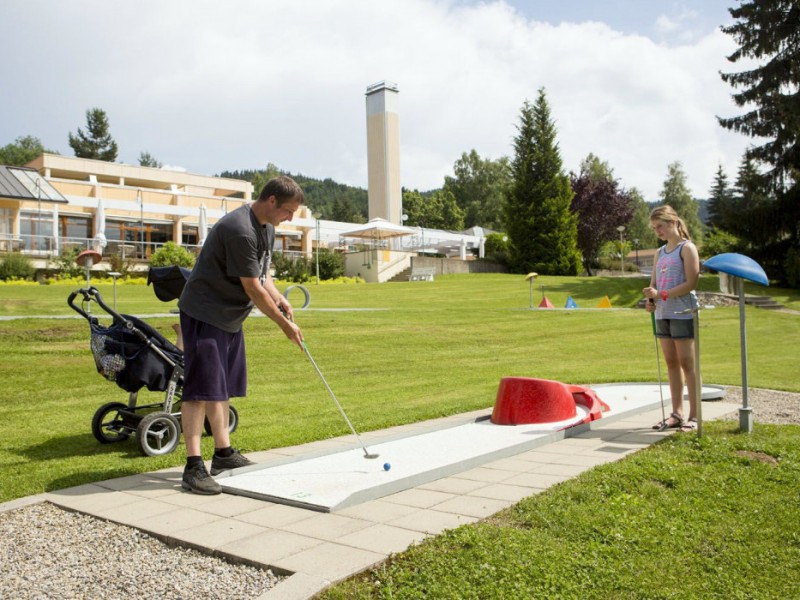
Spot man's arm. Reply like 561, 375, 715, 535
240, 276, 303, 348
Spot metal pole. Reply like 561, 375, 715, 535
315, 216, 320, 284
694, 302, 702, 438
138, 189, 144, 259
529, 278, 533, 309
737, 277, 753, 433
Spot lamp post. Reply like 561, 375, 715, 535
313, 212, 321, 284
616, 225, 625, 277
108, 271, 121, 310
138, 189, 144, 259
633, 238, 640, 267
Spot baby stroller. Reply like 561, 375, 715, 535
68, 266, 238, 456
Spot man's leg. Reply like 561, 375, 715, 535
180, 400, 221, 495
206, 400, 231, 449
181, 400, 207, 457
208, 400, 254, 475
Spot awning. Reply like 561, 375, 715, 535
340, 217, 415, 240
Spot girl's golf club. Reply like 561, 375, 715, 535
650, 302, 668, 431
301, 340, 379, 459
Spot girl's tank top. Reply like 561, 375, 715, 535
655, 240, 697, 320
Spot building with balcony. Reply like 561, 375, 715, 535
0, 153, 314, 268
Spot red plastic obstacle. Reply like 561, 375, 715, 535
538, 296, 554, 308
491, 377, 609, 426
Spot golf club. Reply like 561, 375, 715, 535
649, 300, 669, 431
300, 340, 379, 459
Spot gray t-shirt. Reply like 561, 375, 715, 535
179, 204, 274, 333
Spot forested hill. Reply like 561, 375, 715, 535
218, 166, 368, 223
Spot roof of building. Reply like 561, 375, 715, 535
0, 165, 67, 203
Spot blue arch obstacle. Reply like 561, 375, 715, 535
703, 253, 769, 287
703, 253, 769, 433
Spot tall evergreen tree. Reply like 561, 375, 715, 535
504, 89, 581, 275
138, 151, 162, 168
706, 163, 736, 231
732, 156, 777, 253
68, 108, 118, 161
719, 0, 800, 188
658, 162, 704, 245
718, 1, 799, 283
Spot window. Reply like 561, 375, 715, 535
19, 210, 54, 252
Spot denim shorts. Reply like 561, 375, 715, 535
655, 318, 695, 340
179, 312, 247, 401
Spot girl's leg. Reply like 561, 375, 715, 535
659, 338, 685, 419
674, 338, 698, 420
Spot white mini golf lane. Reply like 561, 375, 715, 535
217, 383, 724, 512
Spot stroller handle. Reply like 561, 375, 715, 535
68, 287, 148, 341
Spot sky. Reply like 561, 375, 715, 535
0, 0, 752, 201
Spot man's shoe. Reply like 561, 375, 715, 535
182, 463, 222, 495
210, 449, 255, 475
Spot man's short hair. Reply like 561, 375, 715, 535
258, 175, 305, 206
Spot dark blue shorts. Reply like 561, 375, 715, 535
655, 318, 695, 340
179, 312, 247, 401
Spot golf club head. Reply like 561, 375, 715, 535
364, 453, 379, 459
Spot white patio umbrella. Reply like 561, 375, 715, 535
198, 204, 208, 246
93, 197, 107, 251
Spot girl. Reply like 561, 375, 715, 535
643, 205, 700, 432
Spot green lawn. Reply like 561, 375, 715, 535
1, 273, 799, 597
0, 273, 798, 503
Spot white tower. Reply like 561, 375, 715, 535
365, 81, 401, 223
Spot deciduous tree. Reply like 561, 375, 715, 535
0, 135, 56, 166
658, 162, 704, 245
443, 150, 512, 229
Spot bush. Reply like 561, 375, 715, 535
314, 247, 345, 280
107, 250, 135, 277
49, 247, 85, 279
149, 242, 195, 268
0, 252, 35, 281
271, 252, 310, 283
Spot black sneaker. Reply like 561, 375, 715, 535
210, 449, 255, 475
182, 462, 222, 495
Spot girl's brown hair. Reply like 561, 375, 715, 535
650, 204, 691, 241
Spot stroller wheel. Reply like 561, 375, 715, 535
136, 412, 181, 456
203, 405, 239, 436
92, 402, 132, 444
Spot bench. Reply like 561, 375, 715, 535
410, 267, 435, 281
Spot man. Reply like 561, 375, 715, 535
178, 176, 305, 494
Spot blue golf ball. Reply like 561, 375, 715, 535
383, 462, 391, 471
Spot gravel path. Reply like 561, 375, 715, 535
0, 503, 281, 599
1, 386, 797, 600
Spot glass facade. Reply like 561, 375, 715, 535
19, 210, 55, 251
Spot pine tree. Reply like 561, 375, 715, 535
138, 151, 162, 168
719, 0, 800, 188
707, 163, 736, 232
658, 162, 704, 245
718, 1, 799, 283
68, 108, 118, 161
504, 89, 581, 275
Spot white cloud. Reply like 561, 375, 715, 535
0, 0, 750, 201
